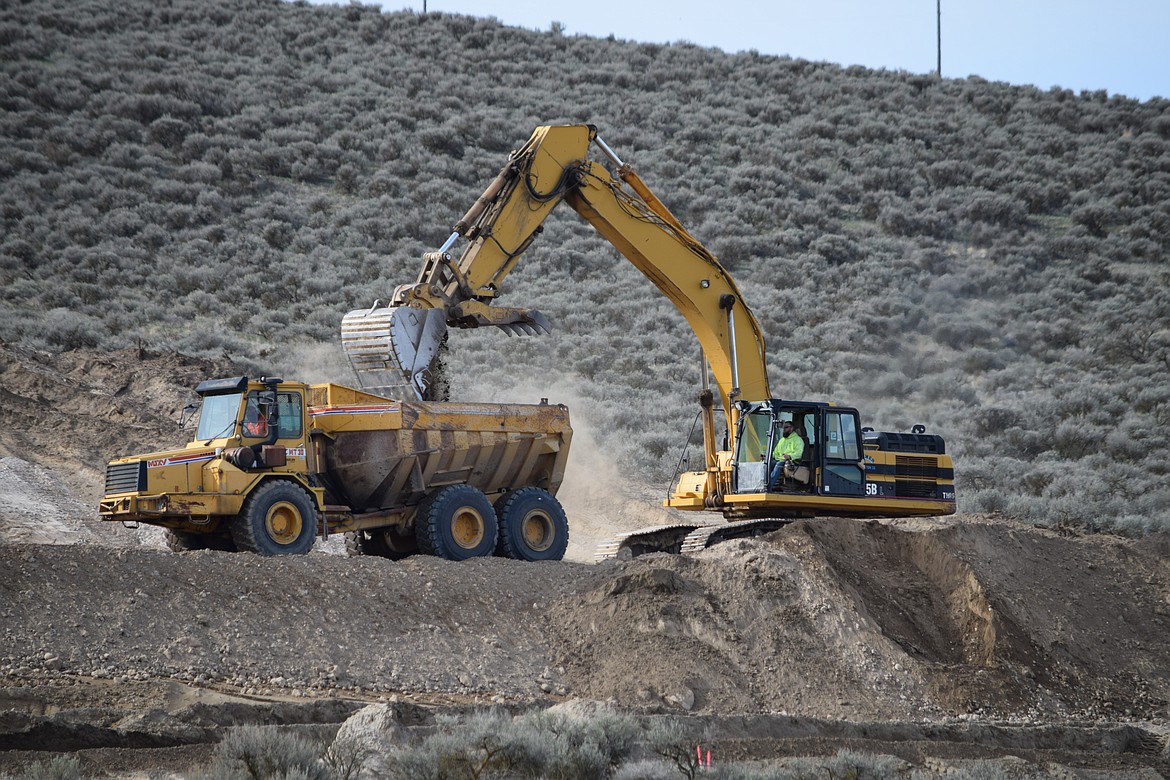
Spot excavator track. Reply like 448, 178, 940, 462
678, 518, 794, 554
593, 523, 704, 562
595, 518, 795, 561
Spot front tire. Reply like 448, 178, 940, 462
231, 481, 317, 556
494, 487, 568, 561
414, 485, 497, 561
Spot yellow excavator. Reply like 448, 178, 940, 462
342, 124, 956, 558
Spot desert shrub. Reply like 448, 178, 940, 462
1070, 201, 1116, 237
375, 708, 638, 780
914, 759, 1012, 779
959, 192, 1028, 228
626, 740, 904, 779
645, 719, 706, 780
795, 750, 903, 779
196, 725, 330, 780
28, 308, 107, 350
17, 756, 83, 780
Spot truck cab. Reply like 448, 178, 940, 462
99, 376, 321, 554
190, 376, 310, 473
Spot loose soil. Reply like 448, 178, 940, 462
0, 344, 1167, 777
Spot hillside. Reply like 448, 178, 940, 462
2, 0, 1169, 531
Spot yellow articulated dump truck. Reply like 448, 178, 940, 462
99, 376, 571, 559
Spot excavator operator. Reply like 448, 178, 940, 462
770, 420, 805, 488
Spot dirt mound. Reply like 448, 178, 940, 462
2, 517, 1168, 723
546, 519, 1170, 721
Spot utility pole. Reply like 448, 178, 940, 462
936, 0, 942, 77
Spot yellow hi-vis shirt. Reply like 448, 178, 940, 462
773, 431, 805, 462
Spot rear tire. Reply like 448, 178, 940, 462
231, 481, 317, 556
346, 526, 418, 559
494, 487, 569, 561
414, 485, 497, 561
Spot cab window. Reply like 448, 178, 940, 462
275, 392, 302, 438
824, 411, 860, 461
242, 391, 302, 439
735, 410, 771, 463
196, 392, 243, 441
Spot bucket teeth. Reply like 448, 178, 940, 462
499, 314, 550, 338
528, 311, 552, 334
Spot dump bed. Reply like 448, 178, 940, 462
306, 384, 571, 513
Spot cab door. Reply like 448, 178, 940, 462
820, 410, 864, 496
272, 390, 306, 470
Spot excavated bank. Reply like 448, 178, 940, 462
544, 519, 1170, 722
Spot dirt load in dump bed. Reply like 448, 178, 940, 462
0, 343, 1168, 777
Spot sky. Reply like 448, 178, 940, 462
302, 1, 1168, 102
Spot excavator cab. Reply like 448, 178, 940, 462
732, 401, 866, 497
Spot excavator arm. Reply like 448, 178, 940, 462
344, 124, 770, 424
564, 144, 771, 412
392, 125, 591, 332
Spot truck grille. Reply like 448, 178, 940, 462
105, 461, 146, 494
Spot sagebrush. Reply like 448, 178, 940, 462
3, 0, 1169, 531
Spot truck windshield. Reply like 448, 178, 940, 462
196, 392, 243, 441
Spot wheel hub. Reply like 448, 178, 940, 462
266, 501, 303, 545
522, 510, 554, 552
451, 507, 485, 549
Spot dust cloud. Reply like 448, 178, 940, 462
268, 341, 355, 387
495, 372, 686, 562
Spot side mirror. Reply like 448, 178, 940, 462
179, 402, 199, 430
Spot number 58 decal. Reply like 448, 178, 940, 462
865, 482, 880, 496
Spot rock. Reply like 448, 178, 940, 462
545, 698, 619, 720
664, 687, 695, 711
329, 703, 414, 780
114, 709, 208, 743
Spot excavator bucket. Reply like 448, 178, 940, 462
343, 301, 553, 401
341, 304, 447, 401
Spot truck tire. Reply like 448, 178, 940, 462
345, 526, 418, 559
231, 481, 317, 556
414, 485, 497, 561
493, 487, 569, 561
164, 529, 237, 553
